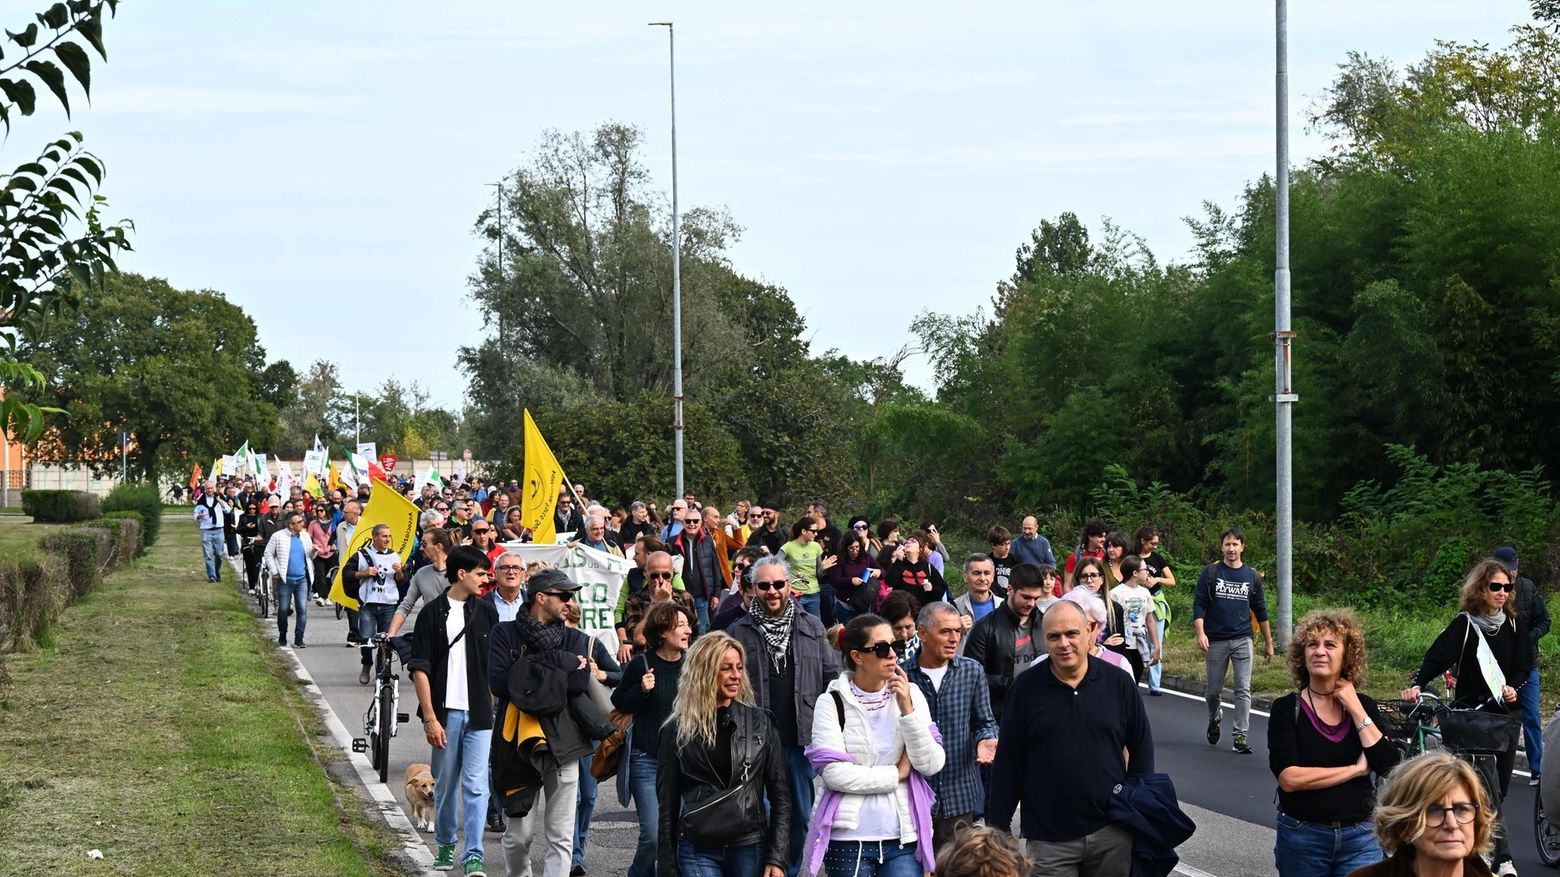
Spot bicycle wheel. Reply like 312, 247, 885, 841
257, 581, 269, 619
375, 680, 395, 785
1538, 790, 1560, 866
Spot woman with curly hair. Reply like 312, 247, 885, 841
1347, 751, 1496, 877
655, 632, 790, 877
1269, 608, 1401, 877
933, 825, 1030, 877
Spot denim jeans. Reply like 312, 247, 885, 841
798, 593, 821, 619
358, 602, 397, 667
1274, 813, 1382, 877
432, 708, 493, 866
573, 754, 598, 869
1521, 666, 1543, 775
628, 748, 659, 877
693, 598, 711, 635
821, 839, 920, 877
783, 744, 815, 877
678, 841, 765, 877
1148, 616, 1167, 692
820, 582, 836, 627
1206, 636, 1254, 736
277, 577, 309, 644
200, 528, 226, 581
834, 601, 858, 626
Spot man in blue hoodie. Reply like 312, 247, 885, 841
1192, 528, 1274, 755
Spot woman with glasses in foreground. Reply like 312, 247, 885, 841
805, 613, 944, 877
1347, 750, 1495, 877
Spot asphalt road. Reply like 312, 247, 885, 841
238, 568, 1554, 877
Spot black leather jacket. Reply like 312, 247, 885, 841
656, 702, 790, 876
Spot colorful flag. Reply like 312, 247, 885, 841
329, 478, 418, 611
520, 409, 567, 545
303, 472, 324, 499
188, 463, 202, 489
313, 434, 325, 454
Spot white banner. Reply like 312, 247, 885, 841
356, 442, 377, 462
303, 450, 325, 475
499, 542, 630, 652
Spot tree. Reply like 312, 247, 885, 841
19, 273, 288, 478
274, 359, 346, 458
0, 1, 132, 442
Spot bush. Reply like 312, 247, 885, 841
0, 552, 71, 664
95, 513, 144, 568
20, 490, 100, 523
101, 482, 163, 550
40, 530, 106, 596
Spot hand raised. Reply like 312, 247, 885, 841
642, 666, 657, 691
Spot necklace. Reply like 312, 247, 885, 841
850, 680, 892, 713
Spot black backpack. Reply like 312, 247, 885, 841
506, 644, 570, 719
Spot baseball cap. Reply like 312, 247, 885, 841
1493, 546, 1518, 572
526, 568, 583, 601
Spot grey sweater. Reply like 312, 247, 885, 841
397, 564, 448, 618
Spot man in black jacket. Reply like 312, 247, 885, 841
552, 489, 586, 538
408, 545, 500, 874
1496, 546, 1552, 785
964, 562, 1048, 723
488, 568, 592, 877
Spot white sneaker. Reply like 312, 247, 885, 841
1497, 860, 1518, 876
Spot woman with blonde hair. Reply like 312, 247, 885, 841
1269, 608, 1400, 877
1346, 751, 1495, 877
655, 632, 790, 877
1400, 559, 1529, 876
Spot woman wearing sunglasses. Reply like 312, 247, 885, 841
1400, 558, 1529, 876
805, 614, 944, 877
238, 502, 265, 591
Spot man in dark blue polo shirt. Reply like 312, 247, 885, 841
988, 599, 1154, 877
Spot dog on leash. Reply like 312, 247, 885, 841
404, 763, 436, 830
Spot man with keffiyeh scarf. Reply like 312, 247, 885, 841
729, 554, 841, 877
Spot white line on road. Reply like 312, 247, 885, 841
275, 643, 438, 874
1174, 863, 1220, 877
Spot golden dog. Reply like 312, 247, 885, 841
404, 762, 435, 830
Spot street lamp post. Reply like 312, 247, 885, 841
650, 20, 684, 498
487, 181, 505, 370
1273, 0, 1296, 645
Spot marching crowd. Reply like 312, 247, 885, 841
188, 474, 1552, 877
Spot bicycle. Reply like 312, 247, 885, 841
252, 557, 273, 619
1536, 706, 1560, 866
352, 633, 409, 785
1378, 691, 1444, 757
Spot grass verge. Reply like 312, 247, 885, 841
0, 516, 66, 563
0, 518, 405, 876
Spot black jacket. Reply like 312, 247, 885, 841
1515, 575, 1552, 665
553, 507, 586, 537
749, 525, 785, 557
488, 619, 595, 764
964, 599, 1038, 721
1414, 612, 1532, 710
656, 703, 791, 875
407, 594, 499, 729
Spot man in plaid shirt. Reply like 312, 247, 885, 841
902, 600, 1000, 850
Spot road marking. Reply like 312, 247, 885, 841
1141, 683, 1534, 778
275, 631, 437, 872
1174, 863, 1219, 877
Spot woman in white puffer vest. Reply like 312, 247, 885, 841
802, 613, 945, 877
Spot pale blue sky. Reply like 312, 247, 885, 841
11, 0, 1532, 405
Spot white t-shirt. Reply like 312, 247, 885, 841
445, 597, 469, 712
357, 548, 401, 605
834, 682, 901, 841
920, 662, 949, 693
1109, 583, 1156, 650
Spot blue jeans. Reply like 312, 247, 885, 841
798, 593, 821, 618
821, 839, 920, 877
628, 748, 659, 877
574, 755, 598, 868
277, 577, 309, 643
1273, 813, 1382, 877
678, 841, 764, 877
693, 597, 711, 635
1521, 666, 1543, 775
432, 708, 492, 866
834, 600, 858, 626
820, 582, 836, 626
784, 744, 815, 877
1148, 616, 1167, 691
358, 602, 397, 667
200, 528, 225, 580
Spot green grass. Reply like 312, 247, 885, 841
0, 516, 66, 563
0, 518, 403, 877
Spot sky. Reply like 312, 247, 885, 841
10, 0, 1533, 405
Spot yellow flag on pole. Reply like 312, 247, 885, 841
304, 472, 324, 499
329, 478, 419, 611
521, 409, 566, 545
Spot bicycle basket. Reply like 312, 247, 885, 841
1373, 702, 1418, 741
1439, 709, 1520, 753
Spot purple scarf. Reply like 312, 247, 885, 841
802, 723, 942, 876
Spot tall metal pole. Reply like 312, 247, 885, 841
650, 21, 684, 497
488, 181, 505, 369
1273, 0, 1296, 645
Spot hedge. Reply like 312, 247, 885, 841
41, 530, 106, 597
96, 513, 144, 568
20, 489, 100, 523
101, 482, 163, 551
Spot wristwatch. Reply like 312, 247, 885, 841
1356, 716, 1373, 732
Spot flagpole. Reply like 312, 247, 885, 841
650, 21, 684, 498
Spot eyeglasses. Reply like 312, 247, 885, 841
647, 571, 674, 581
857, 640, 908, 660
1424, 803, 1479, 827
496, 566, 524, 574
734, 563, 751, 573
754, 579, 788, 592
539, 590, 576, 602
1489, 581, 1513, 592
1079, 573, 1104, 581
749, 514, 764, 520
852, 523, 868, 530
684, 518, 700, 525
472, 528, 491, 534
806, 528, 822, 534
435, 506, 450, 512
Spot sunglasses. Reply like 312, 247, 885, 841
472, 528, 491, 534
684, 518, 700, 525
1490, 581, 1514, 592
754, 579, 788, 592
852, 523, 869, 530
539, 590, 575, 602
806, 528, 822, 534
857, 640, 908, 660
647, 571, 674, 581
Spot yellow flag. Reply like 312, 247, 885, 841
329, 478, 419, 611
304, 472, 324, 499
521, 409, 566, 545
327, 462, 344, 492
